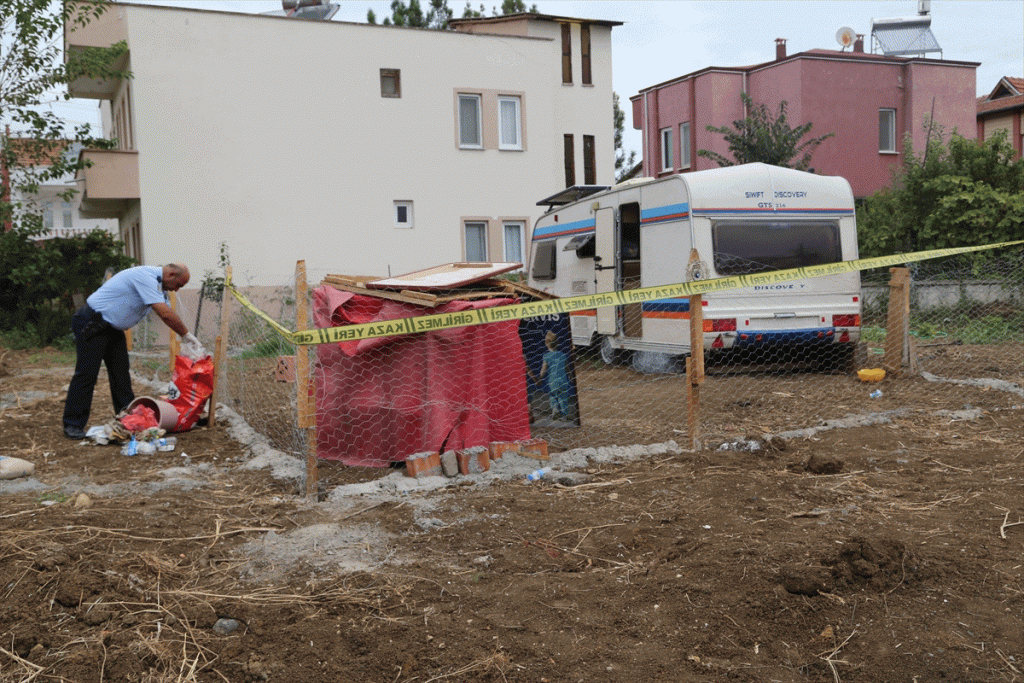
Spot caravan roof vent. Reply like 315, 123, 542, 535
536, 185, 610, 209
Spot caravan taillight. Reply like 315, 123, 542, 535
704, 318, 737, 332
832, 314, 861, 327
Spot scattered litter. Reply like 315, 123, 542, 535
526, 466, 552, 482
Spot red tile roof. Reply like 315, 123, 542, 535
978, 76, 1024, 115
3, 138, 70, 168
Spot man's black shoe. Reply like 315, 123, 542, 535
64, 426, 87, 440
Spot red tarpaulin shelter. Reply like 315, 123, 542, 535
312, 285, 532, 466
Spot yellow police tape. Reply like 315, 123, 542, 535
225, 240, 1024, 346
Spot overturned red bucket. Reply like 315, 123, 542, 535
125, 396, 180, 432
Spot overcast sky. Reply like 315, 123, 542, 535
51, 0, 1023, 156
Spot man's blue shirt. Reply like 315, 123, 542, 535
86, 266, 167, 330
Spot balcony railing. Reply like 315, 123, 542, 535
27, 226, 116, 241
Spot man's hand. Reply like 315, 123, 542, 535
182, 332, 208, 359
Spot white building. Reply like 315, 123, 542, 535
3, 139, 118, 240
65, 1, 620, 286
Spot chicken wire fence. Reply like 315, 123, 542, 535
128, 252, 1023, 486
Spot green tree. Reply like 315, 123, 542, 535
1, 1, 126, 230
0, 227, 135, 347
366, 0, 426, 26
1, 0, 132, 347
697, 92, 833, 171
369, 0, 534, 27
460, 0, 536, 19
614, 92, 637, 182
425, 0, 454, 29
857, 127, 1024, 258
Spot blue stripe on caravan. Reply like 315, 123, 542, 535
641, 298, 692, 313
641, 203, 690, 225
532, 218, 595, 241
696, 207, 853, 215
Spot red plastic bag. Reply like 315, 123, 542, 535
121, 404, 158, 432
168, 355, 214, 432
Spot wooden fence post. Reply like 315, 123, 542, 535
884, 267, 912, 375
208, 266, 232, 427
168, 290, 180, 370
295, 261, 318, 501
685, 249, 705, 451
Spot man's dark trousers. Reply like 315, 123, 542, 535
62, 306, 135, 431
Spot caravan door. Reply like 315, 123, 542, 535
594, 207, 617, 335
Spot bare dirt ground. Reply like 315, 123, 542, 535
1, 346, 1022, 683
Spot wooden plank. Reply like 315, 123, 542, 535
430, 291, 519, 305
365, 262, 520, 291
321, 276, 442, 307
476, 277, 560, 301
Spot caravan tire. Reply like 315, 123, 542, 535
599, 336, 631, 366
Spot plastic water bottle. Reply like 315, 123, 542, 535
157, 437, 177, 452
870, 389, 883, 398
526, 467, 552, 482
121, 437, 138, 457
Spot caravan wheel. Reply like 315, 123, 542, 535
599, 336, 631, 366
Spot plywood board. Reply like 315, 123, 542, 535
365, 262, 521, 291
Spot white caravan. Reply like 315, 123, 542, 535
527, 163, 861, 366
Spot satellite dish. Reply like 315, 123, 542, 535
836, 26, 856, 49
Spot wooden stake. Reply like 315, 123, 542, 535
884, 267, 910, 375
168, 290, 180, 371
687, 249, 705, 384
685, 355, 700, 451
295, 261, 318, 501
208, 266, 232, 427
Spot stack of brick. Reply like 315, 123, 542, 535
404, 438, 548, 479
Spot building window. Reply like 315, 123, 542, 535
581, 24, 592, 85
879, 109, 896, 153
561, 23, 572, 84
464, 221, 487, 261
498, 96, 522, 150
62, 201, 73, 228
394, 201, 413, 228
583, 135, 596, 185
43, 208, 53, 230
380, 69, 400, 98
680, 122, 691, 169
563, 134, 575, 187
660, 127, 673, 171
503, 221, 525, 266
459, 94, 482, 148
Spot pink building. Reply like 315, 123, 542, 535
630, 38, 978, 199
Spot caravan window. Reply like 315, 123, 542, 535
712, 220, 841, 275
532, 241, 557, 280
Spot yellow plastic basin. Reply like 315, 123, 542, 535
857, 368, 886, 383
